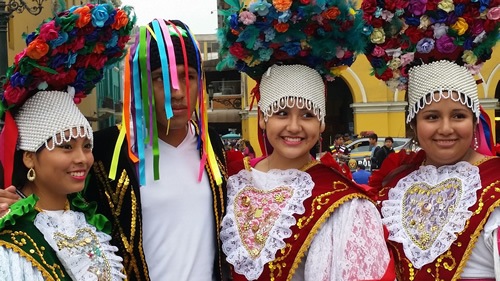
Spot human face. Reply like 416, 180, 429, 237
335, 137, 344, 146
369, 138, 377, 146
151, 65, 199, 132
25, 128, 93, 199
384, 140, 393, 149
415, 92, 476, 167
259, 105, 324, 168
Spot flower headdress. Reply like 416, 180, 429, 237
361, 0, 500, 90
217, 0, 367, 82
0, 3, 136, 188
2, 3, 136, 108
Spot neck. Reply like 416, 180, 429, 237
157, 123, 190, 147
22, 183, 69, 211
262, 153, 313, 172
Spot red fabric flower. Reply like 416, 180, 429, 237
229, 43, 248, 59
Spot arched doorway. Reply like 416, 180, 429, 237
322, 78, 354, 150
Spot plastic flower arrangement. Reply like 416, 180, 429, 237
1, 3, 136, 108
361, 0, 500, 90
217, 0, 367, 81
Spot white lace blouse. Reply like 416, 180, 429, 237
0, 210, 125, 281
221, 167, 390, 281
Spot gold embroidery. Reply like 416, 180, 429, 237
0, 230, 66, 281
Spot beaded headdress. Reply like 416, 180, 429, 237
0, 3, 136, 187
406, 60, 480, 124
113, 19, 222, 186
15, 87, 93, 152
258, 64, 326, 123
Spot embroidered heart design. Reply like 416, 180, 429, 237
53, 228, 111, 279
234, 186, 293, 258
402, 178, 462, 250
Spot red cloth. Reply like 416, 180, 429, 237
371, 151, 500, 280
0, 112, 18, 188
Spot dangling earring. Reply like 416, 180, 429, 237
474, 134, 478, 150
27, 168, 36, 182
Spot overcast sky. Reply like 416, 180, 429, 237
121, 0, 219, 34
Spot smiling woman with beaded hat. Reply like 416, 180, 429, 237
217, 0, 394, 280
0, 3, 135, 280
362, 0, 500, 279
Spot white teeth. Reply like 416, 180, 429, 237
284, 137, 301, 142
70, 172, 85, 177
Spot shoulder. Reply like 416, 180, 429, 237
0, 196, 37, 232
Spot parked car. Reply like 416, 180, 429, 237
344, 137, 414, 171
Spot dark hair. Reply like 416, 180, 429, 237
244, 140, 255, 154
368, 133, 378, 141
12, 150, 29, 189
385, 137, 394, 142
335, 134, 343, 140
357, 163, 365, 170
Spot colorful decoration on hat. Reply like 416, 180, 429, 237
107, 19, 223, 187
1, 3, 136, 109
361, 0, 500, 90
216, 0, 367, 81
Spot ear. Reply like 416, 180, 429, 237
320, 122, 325, 133
22, 151, 36, 169
258, 112, 266, 130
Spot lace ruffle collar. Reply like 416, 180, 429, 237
221, 168, 314, 280
381, 161, 482, 268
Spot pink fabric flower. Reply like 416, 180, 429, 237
239, 11, 257, 25
371, 45, 386, 57
487, 7, 500, 20
400, 52, 414, 66
38, 21, 60, 41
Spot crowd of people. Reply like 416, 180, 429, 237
0, 0, 498, 280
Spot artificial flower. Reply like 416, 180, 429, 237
273, 0, 292, 12
91, 5, 110, 27
239, 11, 257, 25
38, 21, 60, 41
462, 50, 478, 65
111, 9, 129, 30
432, 23, 448, 39
73, 6, 92, 28
451, 17, 468, 36
437, 0, 455, 13
26, 38, 50, 60
249, 0, 272, 16
416, 38, 435, 53
436, 34, 457, 53
370, 28, 386, 44
322, 7, 341, 19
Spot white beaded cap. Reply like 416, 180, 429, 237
258, 64, 325, 123
15, 87, 93, 152
407, 60, 479, 124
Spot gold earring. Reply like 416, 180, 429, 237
27, 168, 36, 182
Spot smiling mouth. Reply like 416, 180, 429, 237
69, 171, 86, 177
282, 137, 303, 144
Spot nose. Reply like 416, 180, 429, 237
73, 147, 92, 165
286, 115, 302, 133
170, 85, 185, 100
437, 117, 454, 135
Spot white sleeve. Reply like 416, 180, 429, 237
483, 208, 500, 280
302, 198, 391, 281
0, 247, 45, 281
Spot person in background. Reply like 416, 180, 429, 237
0, 3, 135, 280
343, 133, 353, 145
363, 0, 500, 278
373, 137, 394, 170
217, 0, 394, 280
352, 163, 371, 184
242, 140, 255, 159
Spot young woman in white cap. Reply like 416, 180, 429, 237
363, 0, 500, 279
217, 1, 394, 280
0, 3, 135, 280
